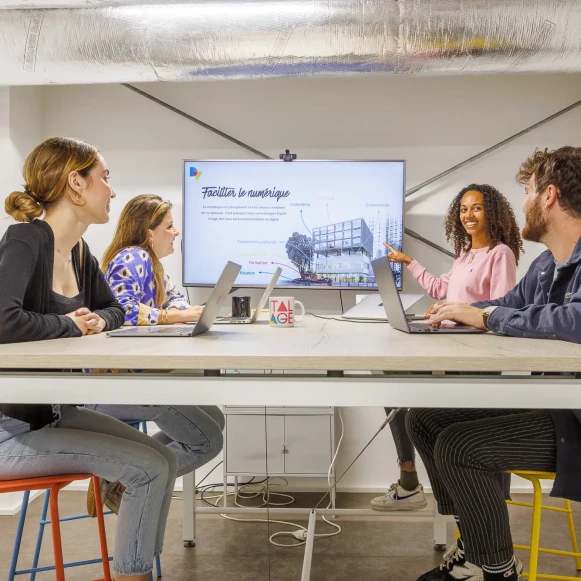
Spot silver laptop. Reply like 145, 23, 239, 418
214, 267, 282, 324
370, 258, 486, 334
107, 261, 242, 338
342, 292, 426, 322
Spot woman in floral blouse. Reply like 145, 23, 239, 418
103, 197, 203, 326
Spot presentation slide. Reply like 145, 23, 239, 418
183, 160, 405, 289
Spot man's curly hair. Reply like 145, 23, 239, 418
517, 146, 581, 217
444, 184, 523, 265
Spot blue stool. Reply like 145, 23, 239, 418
9, 420, 163, 580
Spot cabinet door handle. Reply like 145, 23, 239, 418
282, 442, 288, 454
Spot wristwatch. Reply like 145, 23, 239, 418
481, 306, 496, 330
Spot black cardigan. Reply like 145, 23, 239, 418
0, 219, 124, 343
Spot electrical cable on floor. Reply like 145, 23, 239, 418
172, 460, 265, 500
200, 477, 292, 508
199, 409, 345, 548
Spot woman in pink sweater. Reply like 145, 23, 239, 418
386, 184, 523, 304
371, 184, 523, 513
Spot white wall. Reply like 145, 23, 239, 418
0, 86, 42, 513
38, 75, 581, 290
0, 86, 43, 233
4, 74, 581, 495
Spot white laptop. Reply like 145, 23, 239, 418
215, 267, 282, 324
107, 261, 241, 338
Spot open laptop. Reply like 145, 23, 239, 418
342, 291, 426, 322
370, 258, 486, 334
214, 267, 282, 324
107, 261, 242, 338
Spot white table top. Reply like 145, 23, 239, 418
1, 314, 580, 373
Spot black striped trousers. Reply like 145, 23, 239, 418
406, 408, 557, 566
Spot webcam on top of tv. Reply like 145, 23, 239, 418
279, 149, 297, 162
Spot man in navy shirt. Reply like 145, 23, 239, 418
409, 146, 581, 581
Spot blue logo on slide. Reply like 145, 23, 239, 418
190, 167, 202, 180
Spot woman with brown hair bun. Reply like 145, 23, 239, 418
1, 136, 124, 342
0, 137, 177, 581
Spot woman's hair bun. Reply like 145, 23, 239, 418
5, 190, 43, 223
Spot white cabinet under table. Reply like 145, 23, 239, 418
223, 406, 337, 508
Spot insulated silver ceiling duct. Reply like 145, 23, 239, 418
0, 0, 294, 7
1, 0, 580, 86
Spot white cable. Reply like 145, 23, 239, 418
202, 478, 310, 547
236, 481, 294, 508
202, 477, 291, 505
319, 408, 344, 536
269, 409, 345, 547
199, 408, 345, 548
265, 410, 345, 547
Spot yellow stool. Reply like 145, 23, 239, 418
507, 470, 581, 581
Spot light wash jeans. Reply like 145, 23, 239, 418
0, 405, 177, 576
87, 405, 225, 477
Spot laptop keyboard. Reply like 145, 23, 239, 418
154, 327, 191, 334
409, 323, 438, 332
216, 316, 250, 323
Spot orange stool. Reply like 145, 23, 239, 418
1, 474, 112, 581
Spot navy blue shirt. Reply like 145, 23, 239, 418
474, 237, 581, 502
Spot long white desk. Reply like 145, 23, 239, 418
2, 315, 581, 407
3, 315, 581, 375
1, 315, 580, 581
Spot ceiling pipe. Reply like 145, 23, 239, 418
1, 0, 580, 86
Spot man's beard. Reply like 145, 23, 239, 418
522, 197, 548, 243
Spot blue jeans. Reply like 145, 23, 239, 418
0, 405, 177, 576
87, 405, 225, 477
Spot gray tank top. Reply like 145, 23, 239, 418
48, 290, 84, 316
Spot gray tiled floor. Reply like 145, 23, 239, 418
1, 491, 580, 580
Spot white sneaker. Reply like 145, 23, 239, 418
370, 481, 428, 511
417, 539, 482, 580
416, 539, 523, 581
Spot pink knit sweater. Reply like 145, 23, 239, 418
407, 244, 517, 303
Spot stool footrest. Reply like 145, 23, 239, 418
515, 544, 581, 558
14, 557, 113, 575
508, 501, 570, 513
40, 510, 114, 525
522, 574, 581, 581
